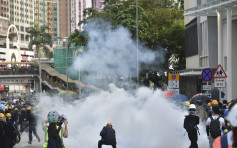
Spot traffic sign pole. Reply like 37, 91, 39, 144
219, 88, 221, 103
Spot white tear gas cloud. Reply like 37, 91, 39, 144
39, 84, 209, 148
72, 20, 164, 78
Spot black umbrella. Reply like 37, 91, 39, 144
190, 95, 210, 104
205, 89, 225, 100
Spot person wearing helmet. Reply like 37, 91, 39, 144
185, 101, 191, 107
206, 105, 225, 148
5, 113, 20, 148
212, 100, 219, 106
183, 104, 200, 148
213, 100, 237, 148
98, 122, 116, 148
26, 106, 40, 144
12, 107, 19, 126
19, 107, 27, 133
0, 113, 9, 148
42, 111, 68, 148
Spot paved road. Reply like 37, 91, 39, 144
15, 132, 43, 148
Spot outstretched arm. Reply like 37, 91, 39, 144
63, 119, 68, 138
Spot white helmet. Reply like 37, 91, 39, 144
226, 104, 237, 127
189, 104, 196, 110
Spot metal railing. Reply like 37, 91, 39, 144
0, 67, 39, 75
41, 72, 77, 91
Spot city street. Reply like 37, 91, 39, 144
15, 132, 43, 148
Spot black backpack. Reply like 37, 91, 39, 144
47, 126, 63, 148
184, 116, 197, 133
209, 116, 221, 138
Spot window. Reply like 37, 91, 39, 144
21, 34, 24, 41
20, 26, 24, 31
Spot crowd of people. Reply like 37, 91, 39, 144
184, 98, 237, 148
0, 97, 70, 148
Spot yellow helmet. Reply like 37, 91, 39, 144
212, 100, 219, 106
8, 106, 12, 110
5, 113, 11, 117
207, 103, 211, 107
5, 107, 8, 110
107, 122, 112, 126
185, 101, 190, 107
15, 108, 19, 111
26, 106, 32, 111
0, 113, 5, 118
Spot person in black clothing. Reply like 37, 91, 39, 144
184, 104, 200, 148
0, 113, 9, 148
5, 113, 19, 148
19, 107, 27, 133
26, 106, 40, 144
98, 122, 116, 148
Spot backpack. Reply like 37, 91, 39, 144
14, 125, 21, 144
47, 126, 63, 148
209, 116, 221, 138
184, 116, 197, 133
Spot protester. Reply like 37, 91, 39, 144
5, 113, 20, 148
206, 105, 225, 148
26, 106, 40, 144
184, 104, 200, 148
42, 110, 68, 148
0, 113, 8, 148
213, 100, 237, 147
98, 122, 117, 148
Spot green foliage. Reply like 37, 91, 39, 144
69, 0, 185, 88
27, 24, 53, 58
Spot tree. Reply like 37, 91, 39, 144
69, 0, 185, 88
28, 25, 53, 59
27, 25, 53, 92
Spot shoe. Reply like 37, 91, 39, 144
38, 138, 40, 142
28, 141, 32, 144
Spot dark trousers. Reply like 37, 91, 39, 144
98, 140, 116, 148
188, 130, 198, 148
29, 124, 40, 142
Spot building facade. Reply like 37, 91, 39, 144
9, 0, 34, 47
34, 0, 57, 42
0, 0, 10, 43
184, 0, 237, 101
70, 0, 104, 32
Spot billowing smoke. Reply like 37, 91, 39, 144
38, 85, 208, 148
72, 20, 164, 89
33, 20, 210, 148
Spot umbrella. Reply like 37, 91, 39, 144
205, 89, 225, 100
170, 94, 190, 102
192, 93, 202, 99
162, 91, 175, 99
190, 95, 210, 104
7, 100, 14, 105
0, 104, 6, 110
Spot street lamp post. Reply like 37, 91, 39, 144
64, 38, 69, 93
78, 54, 81, 99
136, 0, 139, 85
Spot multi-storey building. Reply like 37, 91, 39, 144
9, 0, 34, 47
56, 0, 70, 43
0, 0, 10, 42
184, 0, 237, 101
70, 0, 104, 32
34, 0, 57, 42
